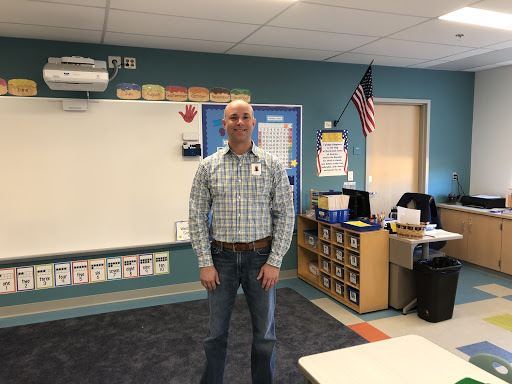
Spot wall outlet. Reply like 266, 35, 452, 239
124, 57, 136, 69
452, 172, 458, 180
108, 56, 121, 69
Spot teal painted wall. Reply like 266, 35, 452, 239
0, 37, 474, 306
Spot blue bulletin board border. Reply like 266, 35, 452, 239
201, 104, 302, 219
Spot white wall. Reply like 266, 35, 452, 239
471, 65, 512, 197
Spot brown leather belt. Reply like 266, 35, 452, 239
213, 236, 272, 252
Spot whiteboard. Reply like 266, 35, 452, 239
0, 97, 201, 260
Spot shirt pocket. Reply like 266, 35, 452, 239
250, 173, 272, 204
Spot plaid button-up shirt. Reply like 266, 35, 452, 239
189, 143, 295, 268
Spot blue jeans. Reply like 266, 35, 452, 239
200, 242, 276, 384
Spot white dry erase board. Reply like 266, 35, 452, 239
0, 97, 201, 260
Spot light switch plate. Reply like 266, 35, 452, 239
324, 121, 332, 129
348, 171, 354, 181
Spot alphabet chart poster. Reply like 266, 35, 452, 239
202, 104, 302, 218
0, 252, 170, 294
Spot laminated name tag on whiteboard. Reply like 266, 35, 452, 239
176, 220, 190, 242
397, 206, 421, 224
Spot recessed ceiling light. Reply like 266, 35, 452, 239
439, 7, 512, 31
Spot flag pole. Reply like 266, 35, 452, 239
333, 60, 374, 127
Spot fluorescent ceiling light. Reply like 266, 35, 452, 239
439, 7, 512, 31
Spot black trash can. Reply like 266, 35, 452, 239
413, 256, 462, 323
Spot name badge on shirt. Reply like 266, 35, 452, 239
251, 162, 261, 176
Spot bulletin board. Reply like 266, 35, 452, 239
201, 104, 302, 217
0, 97, 202, 260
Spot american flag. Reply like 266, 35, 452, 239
316, 130, 322, 176
351, 66, 375, 137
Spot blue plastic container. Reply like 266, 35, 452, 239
315, 207, 350, 223
339, 219, 381, 232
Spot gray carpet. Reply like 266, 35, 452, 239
0, 288, 368, 383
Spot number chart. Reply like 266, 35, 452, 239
0, 252, 170, 294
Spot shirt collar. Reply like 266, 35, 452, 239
222, 141, 261, 159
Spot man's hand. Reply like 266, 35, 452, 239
200, 265, 220, 291
257, 263, 280, 291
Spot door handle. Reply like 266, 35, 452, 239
462, 222, 465, 231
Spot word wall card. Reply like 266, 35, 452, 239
54, 262, 72, 287
89, 259, 106, 283
0, 268, 16, 294
16, 266, 35, 292
35, 264, 54, 289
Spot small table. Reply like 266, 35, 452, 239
298, 335, 508, 384
389, 230, 463, 314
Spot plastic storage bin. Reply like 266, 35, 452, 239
321, 258, 331, 273
321, 273, 331, 289
413, 257, 462, 323
315, 207, 350, 224
321, 226, 330, 240
321, 242, 330, 257
304, 230, 318, 250
348, 252, 360, 268
334, 230, 344, 244
334, 246, 344, 262
308, 262, 319, 276
334, 263, 344, 279
349, 270, 359, 285
347, 286, 360, 305
349, 234, 360, 251
334, 281, 344, 297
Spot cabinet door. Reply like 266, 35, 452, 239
501, 219, 512, 274
468, 214, 502, 271
439, 209, 468, 261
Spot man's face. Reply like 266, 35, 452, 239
223, 101, 256, 146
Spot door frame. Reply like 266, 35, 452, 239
365, 98, 431, 194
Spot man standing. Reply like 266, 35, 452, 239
189, 100, 295, 383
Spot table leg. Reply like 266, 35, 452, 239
402, 298, 417, 315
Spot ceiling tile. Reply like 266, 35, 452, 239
429, 46, 512, 70
390, 19, 512, 48
472, 0, 512, 13
107, 9, 258, 42
408, 60, 450, 68
441, 48, 494, 61
485, 40, 512, 50
30, 0, 107, 6
0, 23, 102, 44
104, 32, 234, 53
269, 2, 428, 36
243, 26, 377, 51
110, 0, 295, 24
353, 38, 472, 60
327, 52, 425, 67
1, 0, 105, 30
305, 0, 476, 17
226, 44, 339, 61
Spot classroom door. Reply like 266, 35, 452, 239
366, 104, 421, 216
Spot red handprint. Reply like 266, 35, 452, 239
179, 105, 197, 123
